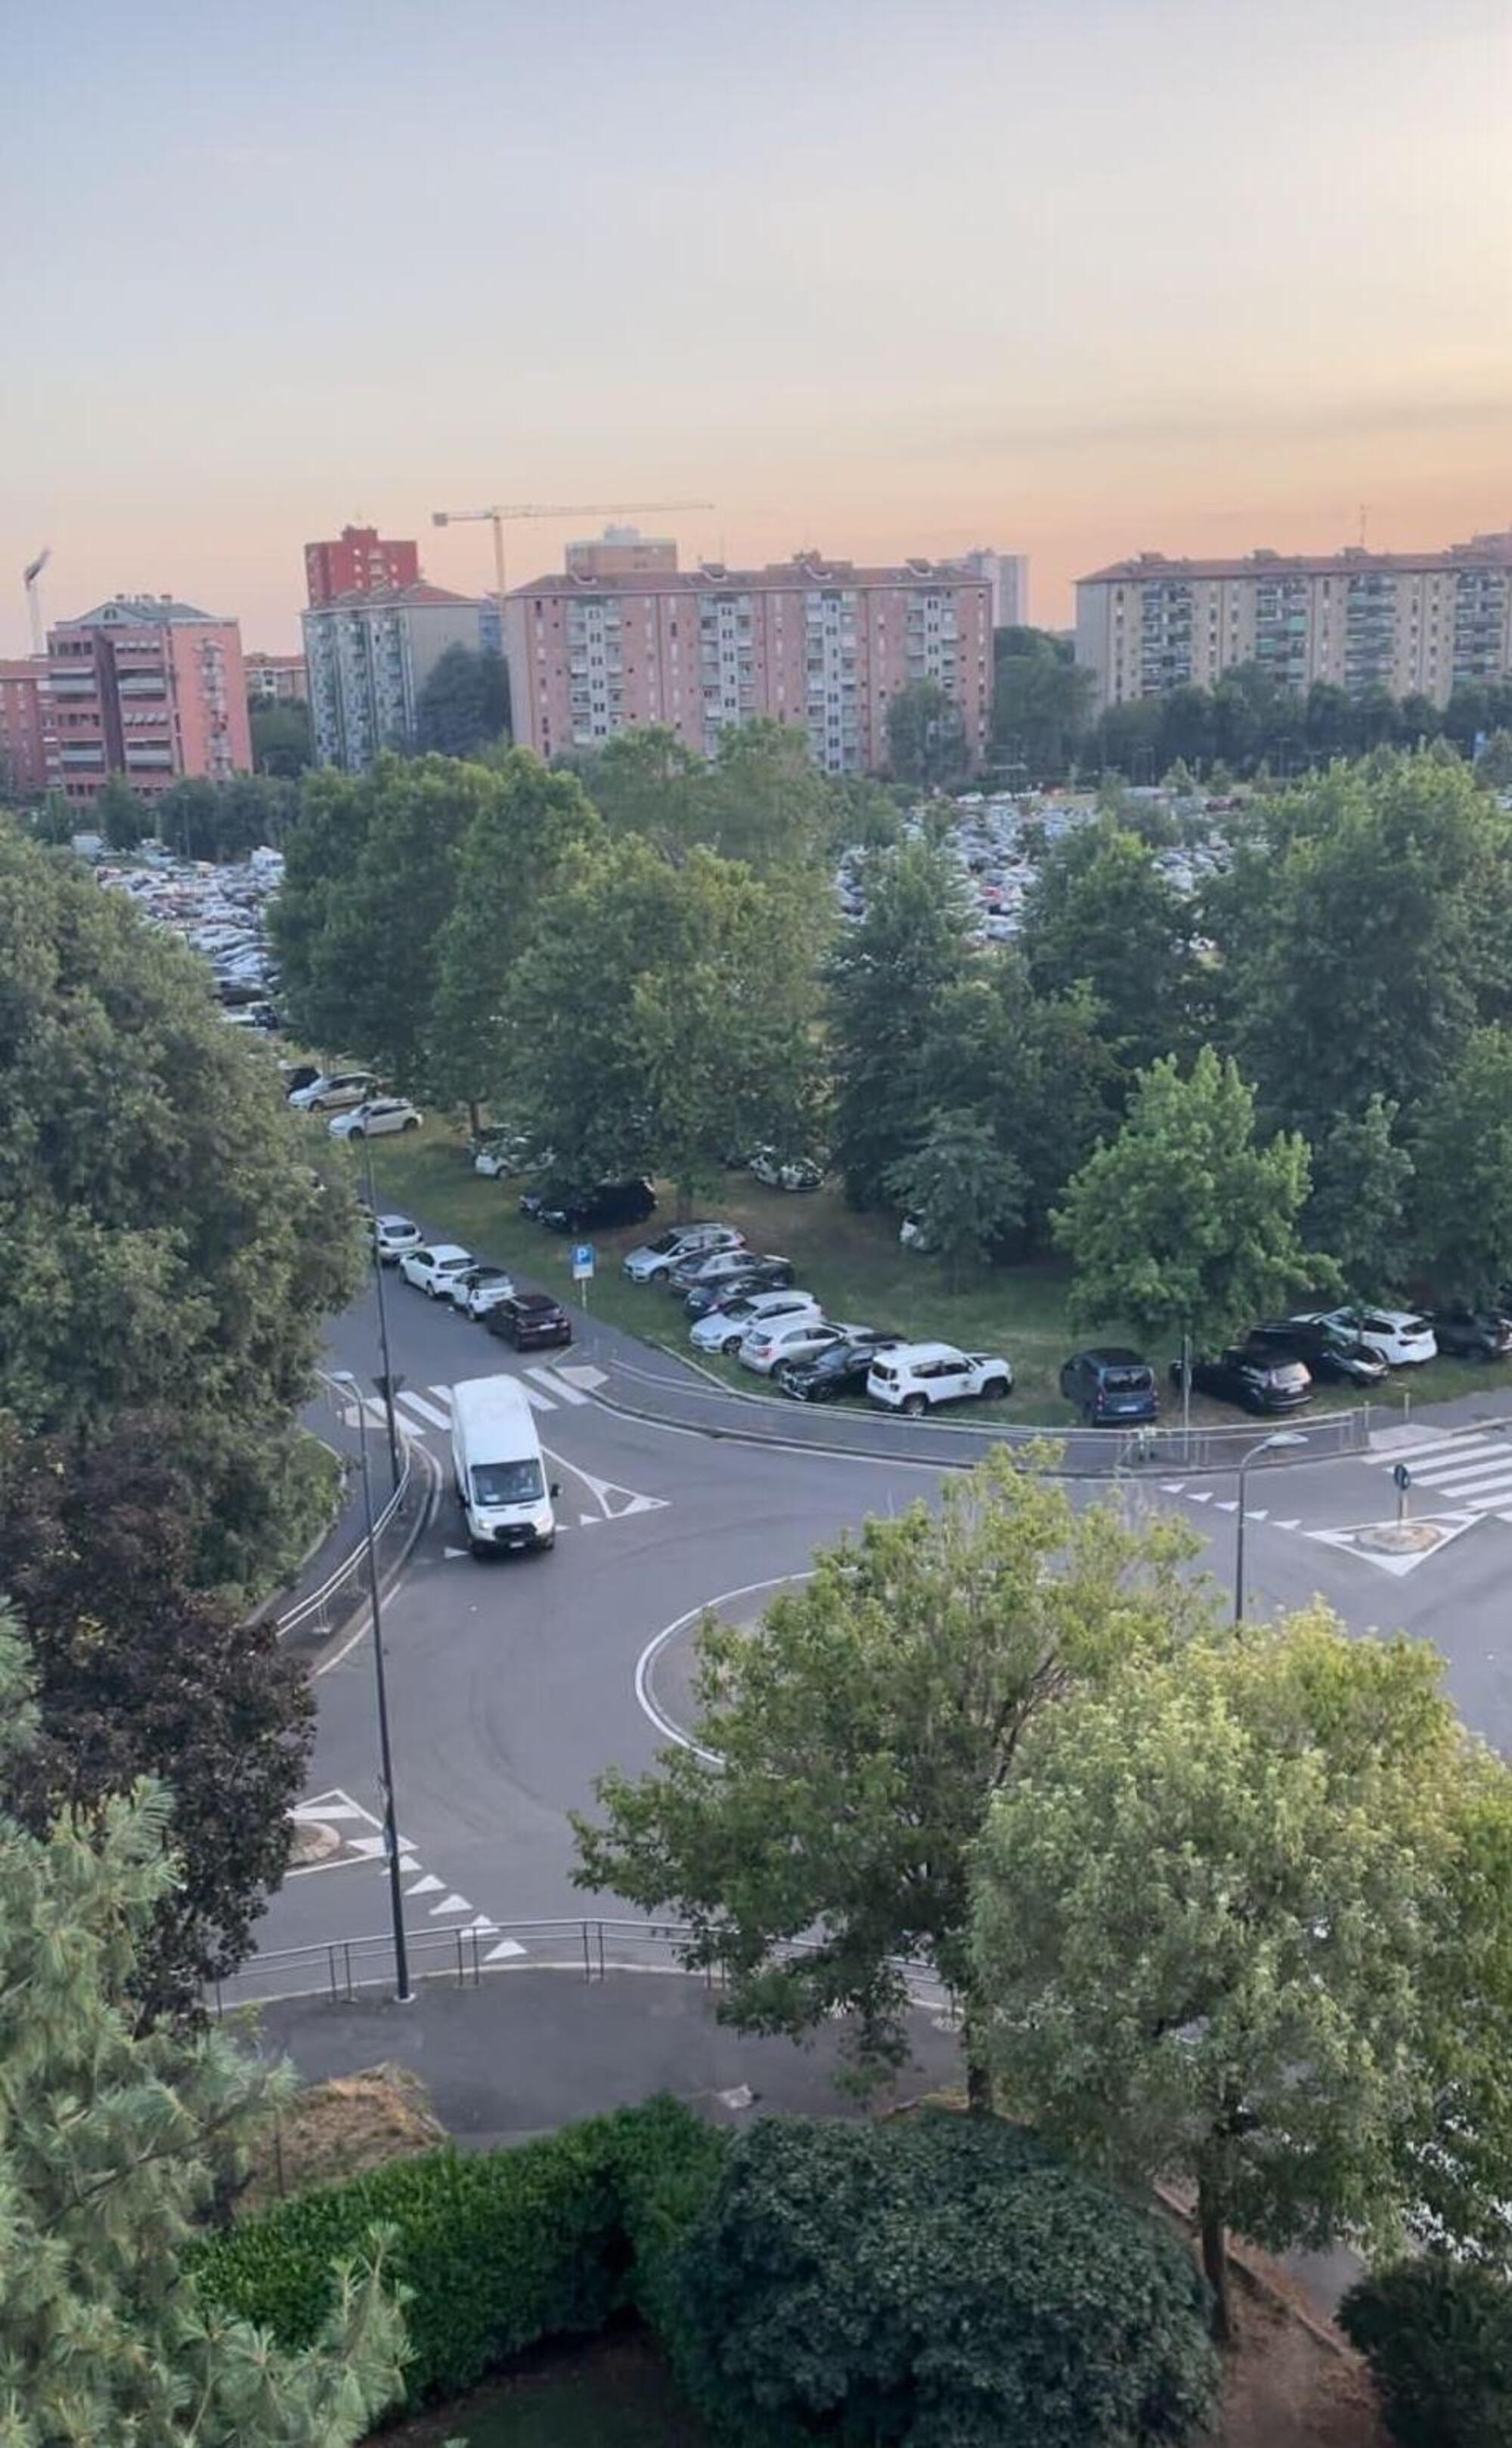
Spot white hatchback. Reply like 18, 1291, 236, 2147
1319, 1306, 1438, 1366
738, 1315, 840, 1376
329, 1097, 422, 1139
689, 1289, 820, 1357
373, 1213, 422, 1263
399, 1243, 473, 1297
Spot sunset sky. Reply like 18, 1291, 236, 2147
3, 0, 1510, 655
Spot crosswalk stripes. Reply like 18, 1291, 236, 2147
393, 1387, 451, 1430
1380, 1430, 1512, 1523
526, 1365, 587, 1406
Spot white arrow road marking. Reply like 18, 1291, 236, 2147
579, 1512, 598, 1526
1214, 1499, 1238, 1513
462, 1916, 496, 1934
1276, 1518, 1302, 1531
404, 1873, 444, 1898
347, 1833, 416, 1860
1159, 1481, 1187, 1494
1187, 1489, 1213, 1503
541, 1444, 669, 1523
1245, 1508, 1269, 1522
428, 1892, 472, 1917
444, 1545, 470, 1559
526, 1365, 588, 1405
485, 1939, 527, 1963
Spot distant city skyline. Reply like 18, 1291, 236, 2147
4, 0, 1509, 658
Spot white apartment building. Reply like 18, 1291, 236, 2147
302, 584, 488, 771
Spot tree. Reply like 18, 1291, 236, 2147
827, 837, 973, 1206
884, 1108, 1024, 1283
1204, 749, 1512, 1145
574, 1450, 1207, 2101
971, 1609, 1509, 2339
424, 751, 600, 1129
31, 789, 75, 844
1052, 1046, 1326, 1359
1304, 1092, 1414, 1298
1476, 727, 1512, 789
885, 677, 968, 790
1340, 2259, 1512, 2448
249, 696, 314, 777
96, 771, 145, 851
1411, 1024, 1512, 1300
0, 830, 360, 1594
1021, 814, 1195, 1074
414, 643, 510, 757
565, 725, 703, 858
0, 1426, 314, 2018
990, 625, 1093, 776
507, 832, 822, 1204
0, 1606, 405, 2437
671, 2113, 1219, 2448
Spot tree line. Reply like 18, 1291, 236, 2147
993, 621, 1512, 785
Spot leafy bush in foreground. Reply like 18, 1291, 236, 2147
1340, 2256, 1512, 2448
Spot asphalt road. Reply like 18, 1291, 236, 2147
255, 1260, 1512, 1993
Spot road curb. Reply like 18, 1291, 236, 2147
301, 1435, 442, 1671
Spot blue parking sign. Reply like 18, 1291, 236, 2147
572, 1241, 595, 1281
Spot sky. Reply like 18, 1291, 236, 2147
2, 0, 1510, 654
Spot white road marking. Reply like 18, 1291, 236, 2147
1187, 1489, 1213, 1504
404, 1873, 444, 1898
1394, 1455, 1512, 1495
1159, 1481, 1187, 1493
1214, 1499, 1238, 1513
395, 1389, 451, 1430
1384, 1430, 1506, 1465
428, 1892, 472, 1916
558, 1363, 609, 1392
485, 1939, 527, 1963
346, 1832, 416, 1860
527, 1365, 588, 1405
634, 1573, 816, 1761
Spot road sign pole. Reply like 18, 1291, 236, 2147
1394, 1461, 1412, 1526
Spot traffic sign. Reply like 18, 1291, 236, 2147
571, 1241, 595, 1283
1393, 1462, 1412, 1492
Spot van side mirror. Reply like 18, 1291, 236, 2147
549, 1481, 561, 1500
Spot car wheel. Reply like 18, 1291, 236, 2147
981, 1377, 1009, 1400
349, 1125, 366, 1139
403, 1115, 420, 1132
902, 1393, 928, 1418
721, 1334, 742, 1356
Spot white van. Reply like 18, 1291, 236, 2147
449, 1375, 558, 1557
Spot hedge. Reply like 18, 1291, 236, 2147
189, 2093, 726, 2407
1340, 2255, 1512, 2448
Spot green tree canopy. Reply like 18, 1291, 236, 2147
1021, 814, 1195, 1074
990, 625, 1093, 776
884, 1108, 1024, 1283
1304, 1092, 1414, 1300
0, 1607, 404, 2440
1053, 1046, 1325, 1354
1410, 1023, 1512, 1302
414, 643, 510, 757
885, 677, 968, 791
575, 1451, 1207, 2099
827, 837, 974, 1206
95, 771, 145, 851
0, 832, 359, 1591
972, 1609, 1511, 2338
672, 2112, 1219, 2448
249, 696, 314, 777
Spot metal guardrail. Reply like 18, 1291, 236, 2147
274, 1439, 418, 1643
212, 1918, 956, 2020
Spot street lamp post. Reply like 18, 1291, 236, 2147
333, 1371, 412, 2003
360, 1136, 403, 1491
1234, 1428, 1310, 1624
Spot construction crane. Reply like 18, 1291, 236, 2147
23, 548, 50, 655
429, 500, 714, 621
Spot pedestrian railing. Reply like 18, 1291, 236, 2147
211, 1918, 956, 2021
274, 1439, 419, 1644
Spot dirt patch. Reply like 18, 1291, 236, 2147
243, 2062, 445, 2210
1211, 2270, 1384, 2448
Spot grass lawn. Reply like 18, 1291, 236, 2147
338, 1118, 1510, 1429
376, 2329, 706, 2447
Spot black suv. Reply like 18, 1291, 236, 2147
1172, 1345, 1313, 1415
531, 1179, 656, 1233
1433, 1309, 1512, 1360
485, 1293, 572, 1350
1250, 1319, 1389, 1387
1059, 1347, 1158, 1425
776, 1333, 903, 1402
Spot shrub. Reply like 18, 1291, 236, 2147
666, 2110, 1220, 2448
1340, 2255, 1512, 2448
191, 2096, 725, 2406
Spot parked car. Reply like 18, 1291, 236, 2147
866, 1342, 1014, 1415
373, 1213, 422, 1263
1431, 1308, 1512, 1360
683, 1257, 797, 1317
898, 1215, 936, 1254
1316, 1306, 1438, 1367
776, 1334, 904, 1402
1250, 1318, 1390, 1387
329, 1096, 422, 1139
750, 1148, 823, 1192
622, 1223, 744, 1284
1171, 1345, 1313, 1415
484, 1291, 573, 1350
739, 1315, 842, 1376
689, 1288, 821, 1357
289, 1070, 376, 1113
449, 1263, 516, 1319
279, 1061, 321, 1096
399, 1242, 474, 1297
537, 1179, 656, 1233
1058, 1348, 1159, 1426
670, 1246, 789, 1298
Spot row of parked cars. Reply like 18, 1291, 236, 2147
1061, 1306, 1511, 1424
373, 1215, 574, 1350
621, 1221, 1015, 1412
281, 1065, 424, 1140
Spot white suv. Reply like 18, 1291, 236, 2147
623, 1223, 743, 1283
1318, 1306, 1437, 1366
689, 1289, 820, 1357
739, 1315, 840, 1376
866, 1341, 1014, 1415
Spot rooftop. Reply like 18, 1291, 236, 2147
1079, 533, 1512, 587
507, 553, 993, 600
304, 582, 484, 612
58, 594, 231, 628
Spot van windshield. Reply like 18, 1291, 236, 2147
1103, 1366, 1153, 1393
472, 1460, 544, 1507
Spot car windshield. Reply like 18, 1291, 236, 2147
471, 1460, 544, 1507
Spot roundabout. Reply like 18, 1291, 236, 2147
635, 1571, 815, 1760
